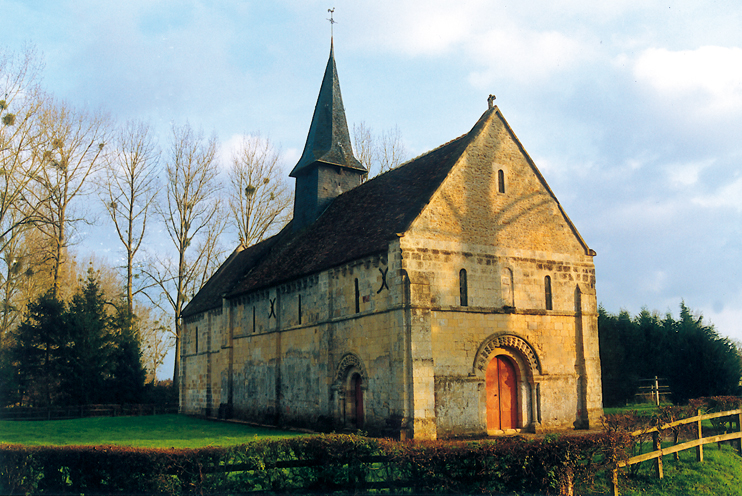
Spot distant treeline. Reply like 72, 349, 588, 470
599, 302, 741, 407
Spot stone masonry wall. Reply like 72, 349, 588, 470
181, 248, 412, 435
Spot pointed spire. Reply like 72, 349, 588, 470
289, 44, 364, 178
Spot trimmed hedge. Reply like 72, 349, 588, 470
0, 433, 628, 495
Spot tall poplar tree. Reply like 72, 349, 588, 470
148, 123, 224, 389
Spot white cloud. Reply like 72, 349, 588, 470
467, 28, 592, 86
346, 0, 487, 56
609, 197, 686, 229
633, 46, 742, 118
703, 302, 742, 341
692, 176, 742, 212
640, 270, 668, 294
664, 159, 714, 188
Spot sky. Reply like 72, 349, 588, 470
2, 0, 742, 378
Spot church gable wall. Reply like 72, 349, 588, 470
410, 111, 588, 257
399, 112, 603, 435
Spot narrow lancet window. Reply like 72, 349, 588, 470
545, 276, 553, 310
252, 307, 256, 333
355, 278, 360, 314
498, 169, 505, 194
195, 326, 199, 354
298, 294, 302, 324
460, 269, 468, 307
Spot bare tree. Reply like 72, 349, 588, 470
148, 123, 224, 388
351, 122, 374, 177
378, 125, 408, 174
352, 122, 408, 178
100, 119, 160, 314
227, 134, 292, 247
135, 304, 173, 383
0, 46, 50, 341
31, 99, 110, 298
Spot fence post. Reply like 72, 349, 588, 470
696, 409, 703, 462
653, 376, 660, 406
652, 431, 663, 479
611, 468, 620, 496
738, 411, 742, 455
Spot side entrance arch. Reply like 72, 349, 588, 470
332, 353, 368, 429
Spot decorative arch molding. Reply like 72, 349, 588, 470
473, 333, 541, 376
333, 353, 368, 389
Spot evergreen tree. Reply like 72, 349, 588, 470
599, 302, 741, 406
62, 269, 115, 405
7, 268, 147, 407
10, 290, 66, 406
108, 304, 146, 404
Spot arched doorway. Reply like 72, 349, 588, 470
474, 333, 542, 433
348, 372, 364, 428
332, 353, 368, 430
486, 355, 518, 431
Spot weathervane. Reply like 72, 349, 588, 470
327, 8, 336, 39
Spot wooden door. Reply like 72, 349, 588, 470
349, 373, 364, 427
486, 356, 518, 431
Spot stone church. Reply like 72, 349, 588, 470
180, 44, 603, 439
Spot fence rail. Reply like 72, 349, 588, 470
612, 408, 742, 496
0, 403, 179, 421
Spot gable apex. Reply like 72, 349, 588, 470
408, 105, 595, 257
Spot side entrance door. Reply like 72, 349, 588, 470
348, 373, 364, 428
486, 355, 518, 431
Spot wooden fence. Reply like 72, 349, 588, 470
0, 403, 179, 421
612, 408, 742, 496
634, 376, 671, 406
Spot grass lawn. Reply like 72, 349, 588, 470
603, 402, 672, 415
0, 414, 308, 448
600, 403, 742, 495
613, 442, 742, 496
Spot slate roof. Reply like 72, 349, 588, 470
181, 108, 491, 319
290, 43, 365, 177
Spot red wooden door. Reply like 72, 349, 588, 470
486, 356, 518, 430
350, 373, 364, 427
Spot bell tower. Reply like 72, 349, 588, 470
289, 42, 366, 232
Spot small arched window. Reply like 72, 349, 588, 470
252, 307, 256, 333
545, 276, 553, 311
498, 169, 505, 194
460, 269, 468, 307
502, 267, 514, 307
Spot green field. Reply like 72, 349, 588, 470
0, 414, 307, 448
601, 403, 742, 495
613, 443, 742, 496
603, 402, 673, 415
